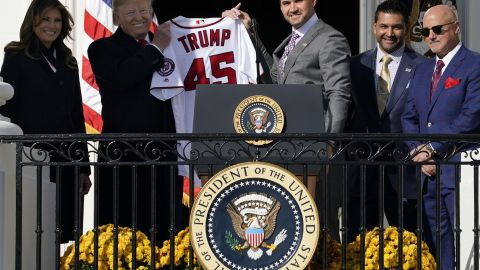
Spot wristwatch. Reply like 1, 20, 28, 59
425, 143, 436, 155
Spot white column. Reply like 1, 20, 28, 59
0, 78, 22, 270
460, 151, 480, 269
1, 79, 56, 270
0, 79, 22, 135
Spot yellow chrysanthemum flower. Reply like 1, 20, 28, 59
60, 224, 164, 270
346, 227, 437, 269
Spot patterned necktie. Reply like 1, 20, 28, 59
137, 38, 148, 48
430, 59, 445, 101
279, 32, 300, 80
377, 55, 393, 114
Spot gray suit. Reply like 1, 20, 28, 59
270, 18, 352, 133
257, 17, 352, 241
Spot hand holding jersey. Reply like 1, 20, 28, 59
149, 16, 259, 183
151, 21, 171, 51
221, 3, 252, 31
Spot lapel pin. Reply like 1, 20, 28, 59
405, 68, 412, 72
302, 43, 308, 47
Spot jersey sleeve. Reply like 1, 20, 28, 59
235, 19, 260, 84
150, 45, 185, 100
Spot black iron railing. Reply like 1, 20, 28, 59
0, 133, 479, 270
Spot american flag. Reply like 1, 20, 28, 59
82, 0, 112, 134
82, 0, 199, 204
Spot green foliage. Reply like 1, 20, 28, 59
225, 230, 240, 250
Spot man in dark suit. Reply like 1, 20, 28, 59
88, 0, 182, 241
223, 0, 351, 241
347, 0, 426, 242
402, 5, 480, 268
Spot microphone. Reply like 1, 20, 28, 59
250, 18, 258, 36
250, 18, 262, 84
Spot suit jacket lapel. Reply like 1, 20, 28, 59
280, 19, 324, 84
429, 46, 466, 112
386, 51, 415, 112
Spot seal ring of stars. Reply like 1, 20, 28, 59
241, 103, 278, 132
207, 179, 302, 270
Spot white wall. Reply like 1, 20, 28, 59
0, 0, 31, 65
0, 0, 84, 66
459, 0, 480, 52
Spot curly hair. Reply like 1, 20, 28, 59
4, 0, 77, 69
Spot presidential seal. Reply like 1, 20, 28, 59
233, 95, 284, 146
190, 162, 319, 270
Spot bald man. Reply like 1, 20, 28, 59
402, 5, 480, 268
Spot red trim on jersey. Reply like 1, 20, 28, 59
170, 17, 226, 29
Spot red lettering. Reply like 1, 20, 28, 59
187, 33, 200, 51
221, 29, 231, 46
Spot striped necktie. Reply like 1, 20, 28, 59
430, 59, 445, 101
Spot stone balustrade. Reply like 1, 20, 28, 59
0, 77, 22, 135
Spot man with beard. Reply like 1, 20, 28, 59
347, 0, 426, 242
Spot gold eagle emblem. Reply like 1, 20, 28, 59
226, 193, 287, 260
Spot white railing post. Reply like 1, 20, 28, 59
0, 77, 22, 135
0, 77, 22, 270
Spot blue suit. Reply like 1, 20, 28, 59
347, 46, 425, 241
402, 45, 480, 268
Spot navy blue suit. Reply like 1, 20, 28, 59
347, 46, 425, 241
402, 45, 480, 268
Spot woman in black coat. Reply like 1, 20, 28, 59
0, 0, 91, 243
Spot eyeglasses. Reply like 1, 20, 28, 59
420, 21, 457, 37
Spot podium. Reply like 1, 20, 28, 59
192, 84, 326, 174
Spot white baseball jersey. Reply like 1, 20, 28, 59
150, 16, 258, 178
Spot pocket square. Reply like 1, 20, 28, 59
444, 77, 461, 89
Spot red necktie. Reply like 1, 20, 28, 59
430, 59, 445, 101
137, 39, 148, 48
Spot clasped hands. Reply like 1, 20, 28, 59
410, 144, 436, 177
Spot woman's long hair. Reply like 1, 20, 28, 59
4, 0, 77, 69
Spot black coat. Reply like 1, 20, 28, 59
88, 27, 175, 134
1, 49, 86, 135
88, 27, 182, 240
1, 45, 89, 242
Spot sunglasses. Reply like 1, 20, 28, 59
420, 21, 457, 37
